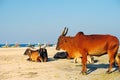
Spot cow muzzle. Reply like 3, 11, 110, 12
56, 47, 60, 50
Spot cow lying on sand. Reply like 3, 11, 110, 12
56, 27, 120, 75
54, 51, 94, 63
24, 48, 48, 62
54, 52, 68, 59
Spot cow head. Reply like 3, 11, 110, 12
56, 27, 68, 50
24, 48, 31, 55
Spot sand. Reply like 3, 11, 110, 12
0, 47, 120, 80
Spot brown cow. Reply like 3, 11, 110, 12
24, 48, 48, 62
56, 27, 120, 75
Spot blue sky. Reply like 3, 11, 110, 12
0, 0, 120, 44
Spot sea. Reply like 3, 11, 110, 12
0, 43, 54, 48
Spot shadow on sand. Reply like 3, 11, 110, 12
76, 63, 119, 74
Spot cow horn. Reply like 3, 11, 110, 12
64, 27, 68, 36
61, 27, 66, 36
61, 27, 68, 36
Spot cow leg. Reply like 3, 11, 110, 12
115, 54, 120, 72
117, 58, 120, 72
81, 53, 87, 75
116, 60, 120, 72
37, 56, 43, 62
107, 51, 116, 73
74, 57, 78, 63
118, 62, 120, 72
90, 56, 94, 63
43, 57, 48, 62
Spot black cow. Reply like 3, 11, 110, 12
54, 52, 68, 59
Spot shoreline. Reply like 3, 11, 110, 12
0, 43, 55, 48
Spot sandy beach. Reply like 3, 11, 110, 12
0, 47, 120, 80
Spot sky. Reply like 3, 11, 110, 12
0, 0, 120, 44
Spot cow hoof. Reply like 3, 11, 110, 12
80, 72, 87, 75
27, 58, 31, 61
106, 71, 112, 74
74, 61, 78, 63
119, 70, 120, 72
